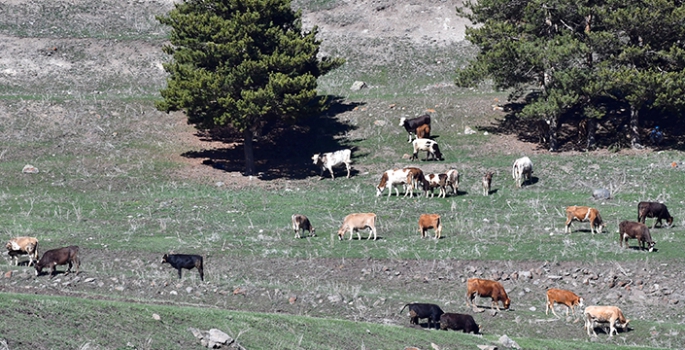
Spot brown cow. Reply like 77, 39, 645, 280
482, 171, 493, 196
6, 236, 39, 266
466, 278, 510, 311
619, 221, 655, 252
292, 214, 316, 238
637, 201, 674, 228
418, 214, 442, 239
565, 206, 605, 234
337, 213, 377, 240
546, 288, 583, 317
34, 246, 80, 277
584, 305, 630, 337
416, 123, 431, 139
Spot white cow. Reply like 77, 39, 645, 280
445, 169, 460, 195
376, 168, 414, 197
411, 138, 443, 161
6, 237, 39, 266
312, 149, 352, 179
337, 213, 377, 240
512, 156, 533, 188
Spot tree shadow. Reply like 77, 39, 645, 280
181, 96, 363, 180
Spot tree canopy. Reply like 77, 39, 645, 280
456, 0, 685, 150
156, 0, 344, 175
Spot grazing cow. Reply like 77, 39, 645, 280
482, 171, 493, 196
337, 213, 377, 241
376, 168, 414, 197
439, 313, 480, 334
422, 173, 448, 198
292, 214, 315, 238
6, 236, 39, 266
34, 246, 80, 277
418, 214, 442, 239
619, 221, 655, 252
546, 288, 584, 317
512, 156, 533, 188
584, 305, 630, 337
445, 169, 460, 195
466, 278, 511, 311
400, 303, 444, 329
161, 253, 204, 281
411, 138, 444, 161
564, 206, 605, 234
399, 114, 431, 143
403, 167, 425, 195
637, 201, 674, 228
416, 123, 431, 139
311, 149, 352, 180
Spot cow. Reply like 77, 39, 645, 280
376, 168, 413, 197
292, 214, 315, 238
564, 206, 605, 234
403, 167, 425, 195
466, 278, 511, 311
619, 221, 655, 252
34, 246, 80, 277
311, 149, 352, 180
418, 214, 442, 239
422, 173, 447, 198
411, 138, 443, 161
161, 253, 204, 281
399, 114, 431, 143
482, 171, 493, 196
439, 313, 480, 334
445, 169, 460, 195
400, 303, 444, 329
546, 288, 583, 317
337, 213, 377, 241
512, 156, 533, 188
416, 123, 431, 139
637, 201, 674, 228
584, 305, 630, 337
6, 236, 39, 266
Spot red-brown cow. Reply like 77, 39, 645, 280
546, 288, 583, 317
565, 206, 605, 234
466, 278, 510, 311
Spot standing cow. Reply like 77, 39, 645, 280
637, 201, 674, 228
400, 303, 444, 329
399, 114, 431, 143
6, 236, 39, 266
161, 253, 205, 281
311, 149, 352, 180
34, 246, 80, 277
337, 213, 377, 241
512, 156, 533, 188
619, 221, 655, 252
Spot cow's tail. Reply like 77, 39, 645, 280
400, 303, 411, 314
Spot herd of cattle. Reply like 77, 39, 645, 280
3, 114, 675, 339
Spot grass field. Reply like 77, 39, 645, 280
1, 1, 684, 349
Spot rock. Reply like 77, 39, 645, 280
84, 277, 96, 283
529, 306, 536, 312
592, 188, 611, 200
498, 334, 520, 349
4, 271, 11, 278
188, 327, 204, 340
328, 294, 343, 303
431, 343, 440, 350
374, 120, 387, 126
289, 296, 297, 304
519, 271, 532, 279
547, 275, 563, 281
350, 81, 367, 91
209, 329, 232, 345
464, 126, 476, 134
489, 309, 498, 317
152, 314, 161, 321
402, 153, 412, 159
478, 346, 498, 350
22, 164, 39, 174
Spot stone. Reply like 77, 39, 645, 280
188, 327, 204, 340
498, 334, 520, 349
152, 314, 161, 321
22, 164, 39, 174
464, 126, 476, 134
350, 81, 367, 91
592, 188, 611, 200
477, 346, 498, 350
208, 329, 232, 345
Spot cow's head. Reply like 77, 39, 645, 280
34, 263, 44, 276
503, 298, 511, 310
311, 154, 321, 165
647, 241, 656, 252
161, 254, 169, 264
337, 226, 346, 240
666, 216, 674, 227
399, 117, 406, 127
432, 144, 444, 161
578, 297, 585, 308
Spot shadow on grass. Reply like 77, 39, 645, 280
181, 96, 363, 180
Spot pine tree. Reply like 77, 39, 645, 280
156, 0, 344, 175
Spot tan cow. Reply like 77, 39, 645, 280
292, 214, 315, 238
6, 236, 39, 266
466, 278, 510, 311
584, 305, 630, 337
546, 288, 583, 317
418, 214, 442, 239
565, 206, 605, 234
337, 213, 377, 241
482, 171, 493, 196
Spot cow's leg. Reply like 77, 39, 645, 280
198, 265, 204, 281
565, 217, 573, 233
345, 162, 351, 178
177, 268, 183, 279
328, 166, 335, 180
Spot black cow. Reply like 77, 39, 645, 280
34, 246, 80, 277
440, 313, 480, 334
400, 303, 444, 329
637, 201, 674, 228
399, 114, 431, 143
161, 254, 204, 281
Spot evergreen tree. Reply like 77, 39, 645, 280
156, 0, 344, 175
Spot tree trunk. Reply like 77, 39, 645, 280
629, 106, 643, 149
243, 129, 256, 176
586, 118, 596, 150
547, 115, 560, 152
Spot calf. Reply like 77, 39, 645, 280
564, 206, 605, 234
376, 168, 413, 197
411, 138, 444, 161
399, 114, 431, 143
418, 214, 442, 239
512, 156, 533, 188
584, 305, 630, 337
6, 236, 39, 266
400, 303, 444, 329
445, 169, 460, 195
422, 173, 447, 198
161, 253, 204, 281
403, 167, 425, 195
416, 123, 431, 139
337, 213, 377, 241
291, 214, 316, 238
311, 149, 352, 180
466, 278, 510, 311
34, 246, 80, 277
439, 313, 480, 334
482, 171, 493, 196
637, 201, 674, 228
546, 288, 583, 317
619, 221, 655, 252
